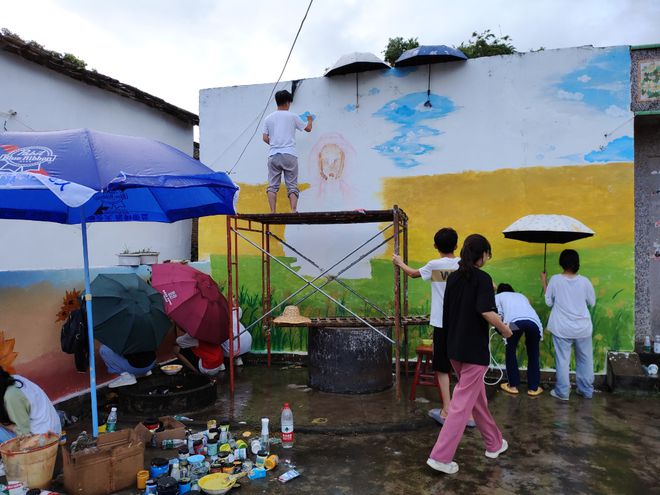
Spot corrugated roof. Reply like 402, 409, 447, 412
0, 31, 199, 126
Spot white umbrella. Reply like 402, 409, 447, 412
503, 214, 595, 272
324, 52, 389, 108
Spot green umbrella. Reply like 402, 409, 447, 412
90, 273, 171, 355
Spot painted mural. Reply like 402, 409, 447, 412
199, 45, 634, 372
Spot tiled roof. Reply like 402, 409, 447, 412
0, 31, 199, 125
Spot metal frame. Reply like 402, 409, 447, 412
226, 206, 415, 398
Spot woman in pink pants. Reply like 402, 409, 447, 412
427, 234, 513, 474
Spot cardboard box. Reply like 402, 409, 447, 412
62, 429, 144, 495
134, 416, 186, 447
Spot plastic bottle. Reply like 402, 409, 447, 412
643, 335, 651, 352
259, 418, 270, 454
162, 439, 187, 449
281, 403, 294, 449
654, 335, 660, 354
106, 407, 117, 433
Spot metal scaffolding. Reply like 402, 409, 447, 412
225, 206, 427, 398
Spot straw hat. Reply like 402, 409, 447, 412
273, 305, 311, 324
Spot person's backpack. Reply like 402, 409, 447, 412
60, 299, 89, 372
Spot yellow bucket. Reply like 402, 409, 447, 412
0, 432, 60, 489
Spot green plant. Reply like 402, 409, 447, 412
458, 30, 515, 58
383, 36, 419, 65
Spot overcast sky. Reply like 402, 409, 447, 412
4, 0, 660, 113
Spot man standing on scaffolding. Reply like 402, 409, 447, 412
262, 89, 313, 213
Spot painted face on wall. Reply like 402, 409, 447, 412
319, 143, 345, 181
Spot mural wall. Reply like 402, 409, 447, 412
199, 46, 635, 372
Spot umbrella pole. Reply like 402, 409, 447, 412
80, 215, 99, 438
356, 73, 359, 109
543, 243, 547, 273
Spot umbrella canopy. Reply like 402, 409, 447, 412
90, 273, 171, 355
151, 263, 230, 345
393, 45, 467, 108
324, 52, 389, 76
393, 45, 468, 66
0, 128, 239, 437
0, 128, 239, 224
503, 214, 595, 271
324, 52, 389, 109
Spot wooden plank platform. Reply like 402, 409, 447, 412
271, 315, 430, 328
235, 209, 408, 225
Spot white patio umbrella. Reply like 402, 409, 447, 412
503, 214, 595, 272
324, 52, 389, 108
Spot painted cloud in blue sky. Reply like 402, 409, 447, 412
555, 47, 630, 116
373, 92, 456, 168
584, 136, 633, 163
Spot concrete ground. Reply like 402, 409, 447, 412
66, 364, 659, 495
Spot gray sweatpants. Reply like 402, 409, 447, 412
267, 153, 299, 196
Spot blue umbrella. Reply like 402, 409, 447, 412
0, 128, 239, 436
394, 45, 467, 107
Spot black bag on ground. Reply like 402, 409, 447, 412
60, 298, 89, 372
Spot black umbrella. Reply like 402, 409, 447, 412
394, 45, 467, 107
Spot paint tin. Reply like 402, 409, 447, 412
6, 481, 24, 495
144, 480, 157, 495
255, 450, 268, 468
207, 419, 217, 430
137, 470, 149, 490
210, 461, 223, 474
178, 446, 189, 462
265, 454, 279, 470
178, 478, 191, 494
192, 439, 204, 455
206, 438, 218, 457
150, 458, 169, 479
207, 427, 219, 441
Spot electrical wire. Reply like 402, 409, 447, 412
484, 329, 506, 386
225, 0, 314, 174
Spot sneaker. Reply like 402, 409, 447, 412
500, 383, 519, 395
145, 370, 153, 377
427, 408, 446, 425
234, 357, 243, 367
575, 389, 592, 399
108, 372, 137, 388
527, 387, 544, 397
485, 439, 508, 459
550, 389, 569, 401
219, 363, 226, 372
466, 418, 477, 428
426, 458, 459, 474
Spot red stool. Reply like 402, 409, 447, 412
409, 344, 442, 402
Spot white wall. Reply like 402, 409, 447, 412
0, 53, 195, 270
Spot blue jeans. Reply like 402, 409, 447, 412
99, 345, 155, 376
0, 426, 16, 443
504, 320, 541, 390
552, 335, 594, 399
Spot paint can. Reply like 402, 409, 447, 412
206, 438, 218, 457
150, 458, 169, 479
137, 470, 149, 490
255, 450, 268, 468
6, 481, 25, 495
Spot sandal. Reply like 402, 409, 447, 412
527, 387, 544, 397
500, 383, 519, 395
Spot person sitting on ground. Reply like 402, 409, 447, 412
99, 345, 156, 389
495, 283, 544, 397
541, 249, 596, 401
174, 307, 251, 375
0, 366, 61, 442
262, 89, 313, 213
393, 227, 474, 427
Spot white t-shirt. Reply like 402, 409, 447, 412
495, 292, 543, 337
545, 274, 596, 339
419, 257, 459, 328
12, 375, 61, 435
262, 110, 307, 157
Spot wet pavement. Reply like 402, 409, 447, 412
67, 364, 659, 494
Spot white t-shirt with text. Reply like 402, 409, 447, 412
419, 257, 459, 328
262, 110, 307, 157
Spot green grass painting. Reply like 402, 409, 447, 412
211, 242, 633, 372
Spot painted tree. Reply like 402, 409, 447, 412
458, 30, 516, 58
383, 36, 419, 65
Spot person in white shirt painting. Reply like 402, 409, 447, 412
541, 249, 596, 401
262, 90, 313, 213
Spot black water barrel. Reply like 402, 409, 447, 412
308, 326, 392, 394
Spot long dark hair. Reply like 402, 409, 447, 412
0, 367, 21, 423
457, 234, 492, 278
